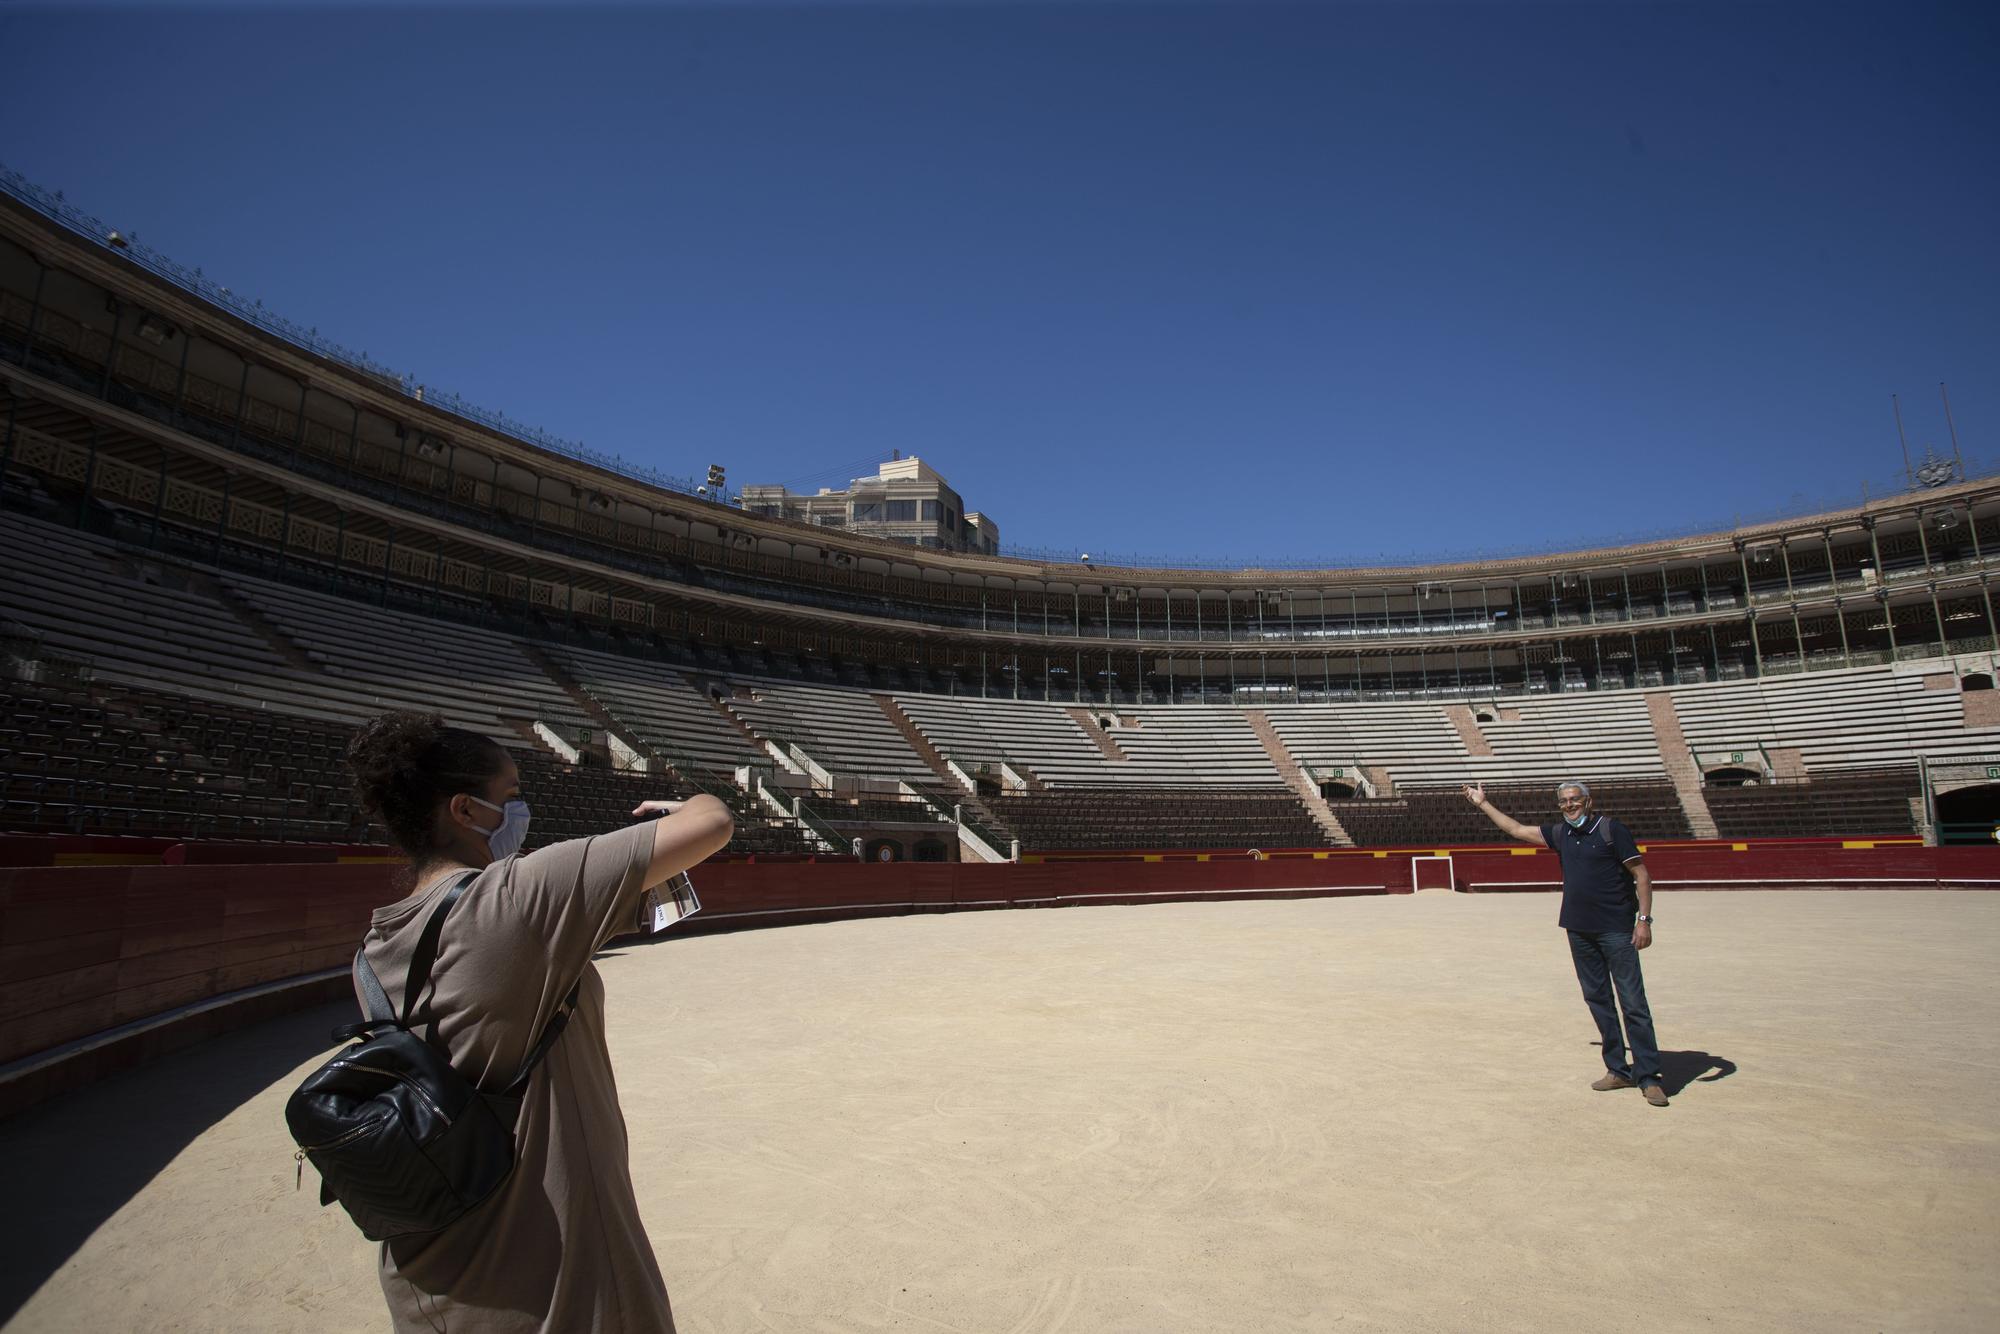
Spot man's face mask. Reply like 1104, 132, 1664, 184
465, 794, 531, 860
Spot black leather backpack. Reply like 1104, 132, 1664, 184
285, 870, 580, 1241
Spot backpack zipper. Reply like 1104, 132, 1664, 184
295, 1114, 393, 1190
333, 1061, 454, 1127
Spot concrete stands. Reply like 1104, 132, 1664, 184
894, 697, 1286, 788
1262, 700, 1468, 790
994, 787, 1326, 852
224, 572, 598, 742
1702, 768, 1922, 838
722, 682, 935, 782
1264, 695, 1666, 792
1098, 708, 1286, 786
542, 644, 761, 775
894, 695, 1110, 784
1328, 779, 1692, 848
1669, 664, 2000, 772
1, 676, 362, 841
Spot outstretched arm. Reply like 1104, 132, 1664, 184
631, 795, 736, 888
1462, 783, 1548, 847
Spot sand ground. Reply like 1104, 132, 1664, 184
2, 889, 1996, 1334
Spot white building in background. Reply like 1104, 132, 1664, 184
740, 456, 1000, 554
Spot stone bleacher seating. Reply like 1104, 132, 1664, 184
1, 676, 363, 842
1263, 700, 1468, 788
1702, 767, 1922, 838
894, 694, 1110, 783
898, 695, 1286, 787
1327, 780, 1693, 848
2, 505, 1990, 855
225, 572, 598, 742
1099, 708, 1284, 785
722, 681, 936, 783
0, 511, 317, 720
1670, 665, 2000, 772
993, 787, 1325, 851
810, 795, 951, 826
542, 645, 761, 776
1265, 695, 1666, 791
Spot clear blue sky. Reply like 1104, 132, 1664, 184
4, 1, 1995, 566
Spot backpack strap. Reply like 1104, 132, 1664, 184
498, 976, 584, 1097
1599, 818, 1616, 850
342, 868, 581, 1093
345, 869, 478, 1033
398, 869, 479, 1026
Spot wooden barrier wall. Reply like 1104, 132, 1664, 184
1450, 843, 2000, 893
4, 840, 1998, 1115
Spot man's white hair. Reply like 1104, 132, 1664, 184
1555, 780, 1592, 800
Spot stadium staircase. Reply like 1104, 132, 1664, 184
695, 678, 772, 752
204, 576, 322, 673
1442, 704, 1497, 756
871, 696, 1020, 849
1245, 710, 1353, 846
1065, 707, 1131, 763
516, 642, 653, 763
875, 695, 954, 780
1646, 693, 1720, 839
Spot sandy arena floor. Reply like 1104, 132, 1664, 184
3, 890, 1996, 1334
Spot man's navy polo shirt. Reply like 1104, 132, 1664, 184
1539, 813, 1643, 933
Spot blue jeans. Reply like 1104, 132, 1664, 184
1567, 930, 1660, 1086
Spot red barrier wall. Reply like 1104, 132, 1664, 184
0, 862, 392, 1068
5, 842, 1999, 1116
1451, 843, 2000, 892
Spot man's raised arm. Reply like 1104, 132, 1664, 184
1462, 783, 1548, 847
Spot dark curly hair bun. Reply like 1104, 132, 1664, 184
347, 712, 505, 859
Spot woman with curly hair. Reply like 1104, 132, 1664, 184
344, 710, 733, 1334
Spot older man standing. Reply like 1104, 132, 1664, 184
1463, 780, 1668, 1108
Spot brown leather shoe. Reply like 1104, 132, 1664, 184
1591, 1073, 1635, 1091
1642, 1083, 1669, 1107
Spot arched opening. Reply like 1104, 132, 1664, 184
1321, 780, 1358, 800
1961, 673, 1993, 692
1474, 709, 1495, 723
1705, 767, 1762, 787
1935, 785, 2000, 844
912, 839, 948, 863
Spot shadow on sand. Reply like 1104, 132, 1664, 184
1655, 1049, 1737, 1097
0, 999, 351, 1325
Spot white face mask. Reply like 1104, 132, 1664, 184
465, 795, 532, 860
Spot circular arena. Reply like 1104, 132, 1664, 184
2, 175, 1998, 1331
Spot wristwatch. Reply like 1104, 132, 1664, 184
1637, 914, 1654, 924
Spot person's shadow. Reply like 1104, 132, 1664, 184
1655, 1049, 1737, 1097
